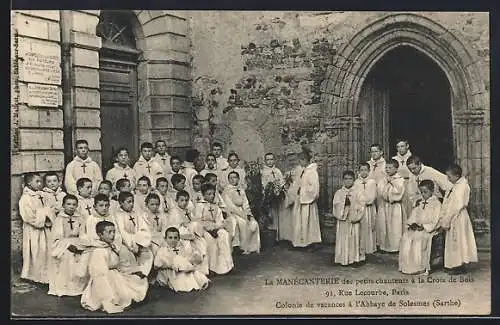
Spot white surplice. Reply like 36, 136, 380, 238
133, 155, 164, 189
76, 194, 95, 220
278, 166, 303, 241
153, 152, 172, 175
292, 163, 322, 247
398, 196, 441, 274
439, 177, 478, 269
222, 184, 261, 253
106, 163, 137, 192
64, 156, 103, 196
332, 186, 364, 265
261, 165, 284, 239
219, 166, 247, 192
367, 157, 387, 184
19, 187, 55, 284
48, 211, 91, 296
153, 239, 210, 292
377, 173, 406, 252
407, 164, 453, 206
353, 177, 377, 254
42, 187, 66, 215
192, 200, 234, 274
392, 151, 413, 223
80, 240, 148, 314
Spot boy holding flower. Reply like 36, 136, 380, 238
261, 153, 285, 242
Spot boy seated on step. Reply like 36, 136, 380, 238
134, 176, 152, 214
76, 178, 95, 220
154, 177, 175, 214
98, 180, 119, 215
143, 193, 168, 256
81, 220, 148, 314
153, 227, 210, 292
166, 190, 209, 275
42, 171, 66, 214
222, 171, 260, 255
48, 194, 90, 297
114, 191, 153, 278
192, 183, 234, 275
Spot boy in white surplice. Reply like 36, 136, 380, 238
42, 172, 66, 215
353, 163, 377, 255
153, 227, 210, 292
399, 180, 441, 275
333, 171, 365, 266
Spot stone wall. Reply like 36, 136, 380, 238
189, 11, 490, 246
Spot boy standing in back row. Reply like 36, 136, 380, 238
134, 142, 164, 190
65, 140, 103, 197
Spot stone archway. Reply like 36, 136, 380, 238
320, 13, 490, 234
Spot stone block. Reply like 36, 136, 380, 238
147, 62, 191, 80
72, 48, 99, 69
11, 174, 24, 212
171, 129, 192, 147
145, 33, 190, 53
73, 67, 99, 88
88, 151, 102, 168
38, 108, 64, 128
19, 129, 55, 150
70, 31, 102, 50
71, 11, 100, 34
15, 13, 60, 42
51, 130, 64, 149
17, 10, 60, 21
18, 83, 63, 105
75, 128, 101, 150
11, 152, 36, 175
75, 108, 101, 128
18, 105, 39, 127
142, 15, 189, 37
18, 36, 61, 58
149, 79, 191, 97
73, 88, 100, 108
34, 151, 65, 171
142, 49, 192, 64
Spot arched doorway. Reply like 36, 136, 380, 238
359, 45, 454, 171
97, 10, 141, 172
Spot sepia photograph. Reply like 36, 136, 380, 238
10, 9, 491, 317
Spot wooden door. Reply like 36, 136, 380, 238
99, 55, 138, 172
359, 75, 390, 162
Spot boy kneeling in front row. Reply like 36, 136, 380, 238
153, 227, 210, 292
81, 220, 148, 314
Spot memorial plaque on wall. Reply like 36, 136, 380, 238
27, 84, 59, 107
21, 52, 61, 85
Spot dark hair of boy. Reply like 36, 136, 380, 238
227, 152, 239, 160
145, 193, 160, 204
201, 183, 216, 194
62, 194, 78, 205
164, 226, 179, 237
116, 178, 130, 190
23, 172, 41, 186
406, 155, 421, 166
156, 177, 168, 188
94, 193, 110, 205
206, 152, 216, 160
370, 143, 383, 151
342, 171, 355, 178
99, 180, 113, 189
137, 176, 152, 186
118, 191, 134, 203
204, 173, 217, 182
446, 163, 463, 177
76, 177, 92, 189
140, 142, 154, 150
96, 220, 115, 235
175, 190, 190, 201
170, 155, 182, 164
418, 179, 435, 192
212, 142, 223, 149
358, 162, 370, 169
192, 174, 205, 183
43, 171, 60, 184
75, 139, 88, 146
227, 171, 240, 180
387, 158, 400, 168
171, 173, 186, 186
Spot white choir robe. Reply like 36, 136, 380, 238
398, 196, 441, 274
156, 191, 175, 214
332, 186, 365, 265
167, 190, 195, 213
105, 163, 137, 192
109, 199, 120, 216
83, 213, 124, 267
222, 185, 260, 253
153, 240, 210, 292
76, 195, 95, 220
219, 166, 247, 192
292, 163, 322, 247
42, 187, 66, 215
190, 190, 205, 206
153, 153, 172, 175
133, 155, 164, 190
181, 162, 198, 194
80, 240, 148, 314
165, 206, 209, 275
64, 156, 103, 196
19, 187, 55, 283
216, 156, 229, 172
115, 208, 154, 276
133, 191, 149, 215
278, 166, 303, 241
439, 177, 478, 269
193, 200, 234, 274
200, 167, 219, 178
377, 173, 406, 252
261, 165, 284, 239
353, 177, 377, 254
407, 164, 453, 207
393, 151, 413, 222
144, 210, 168, 256
367, 157, 387, 184
48, 212, 91, 296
